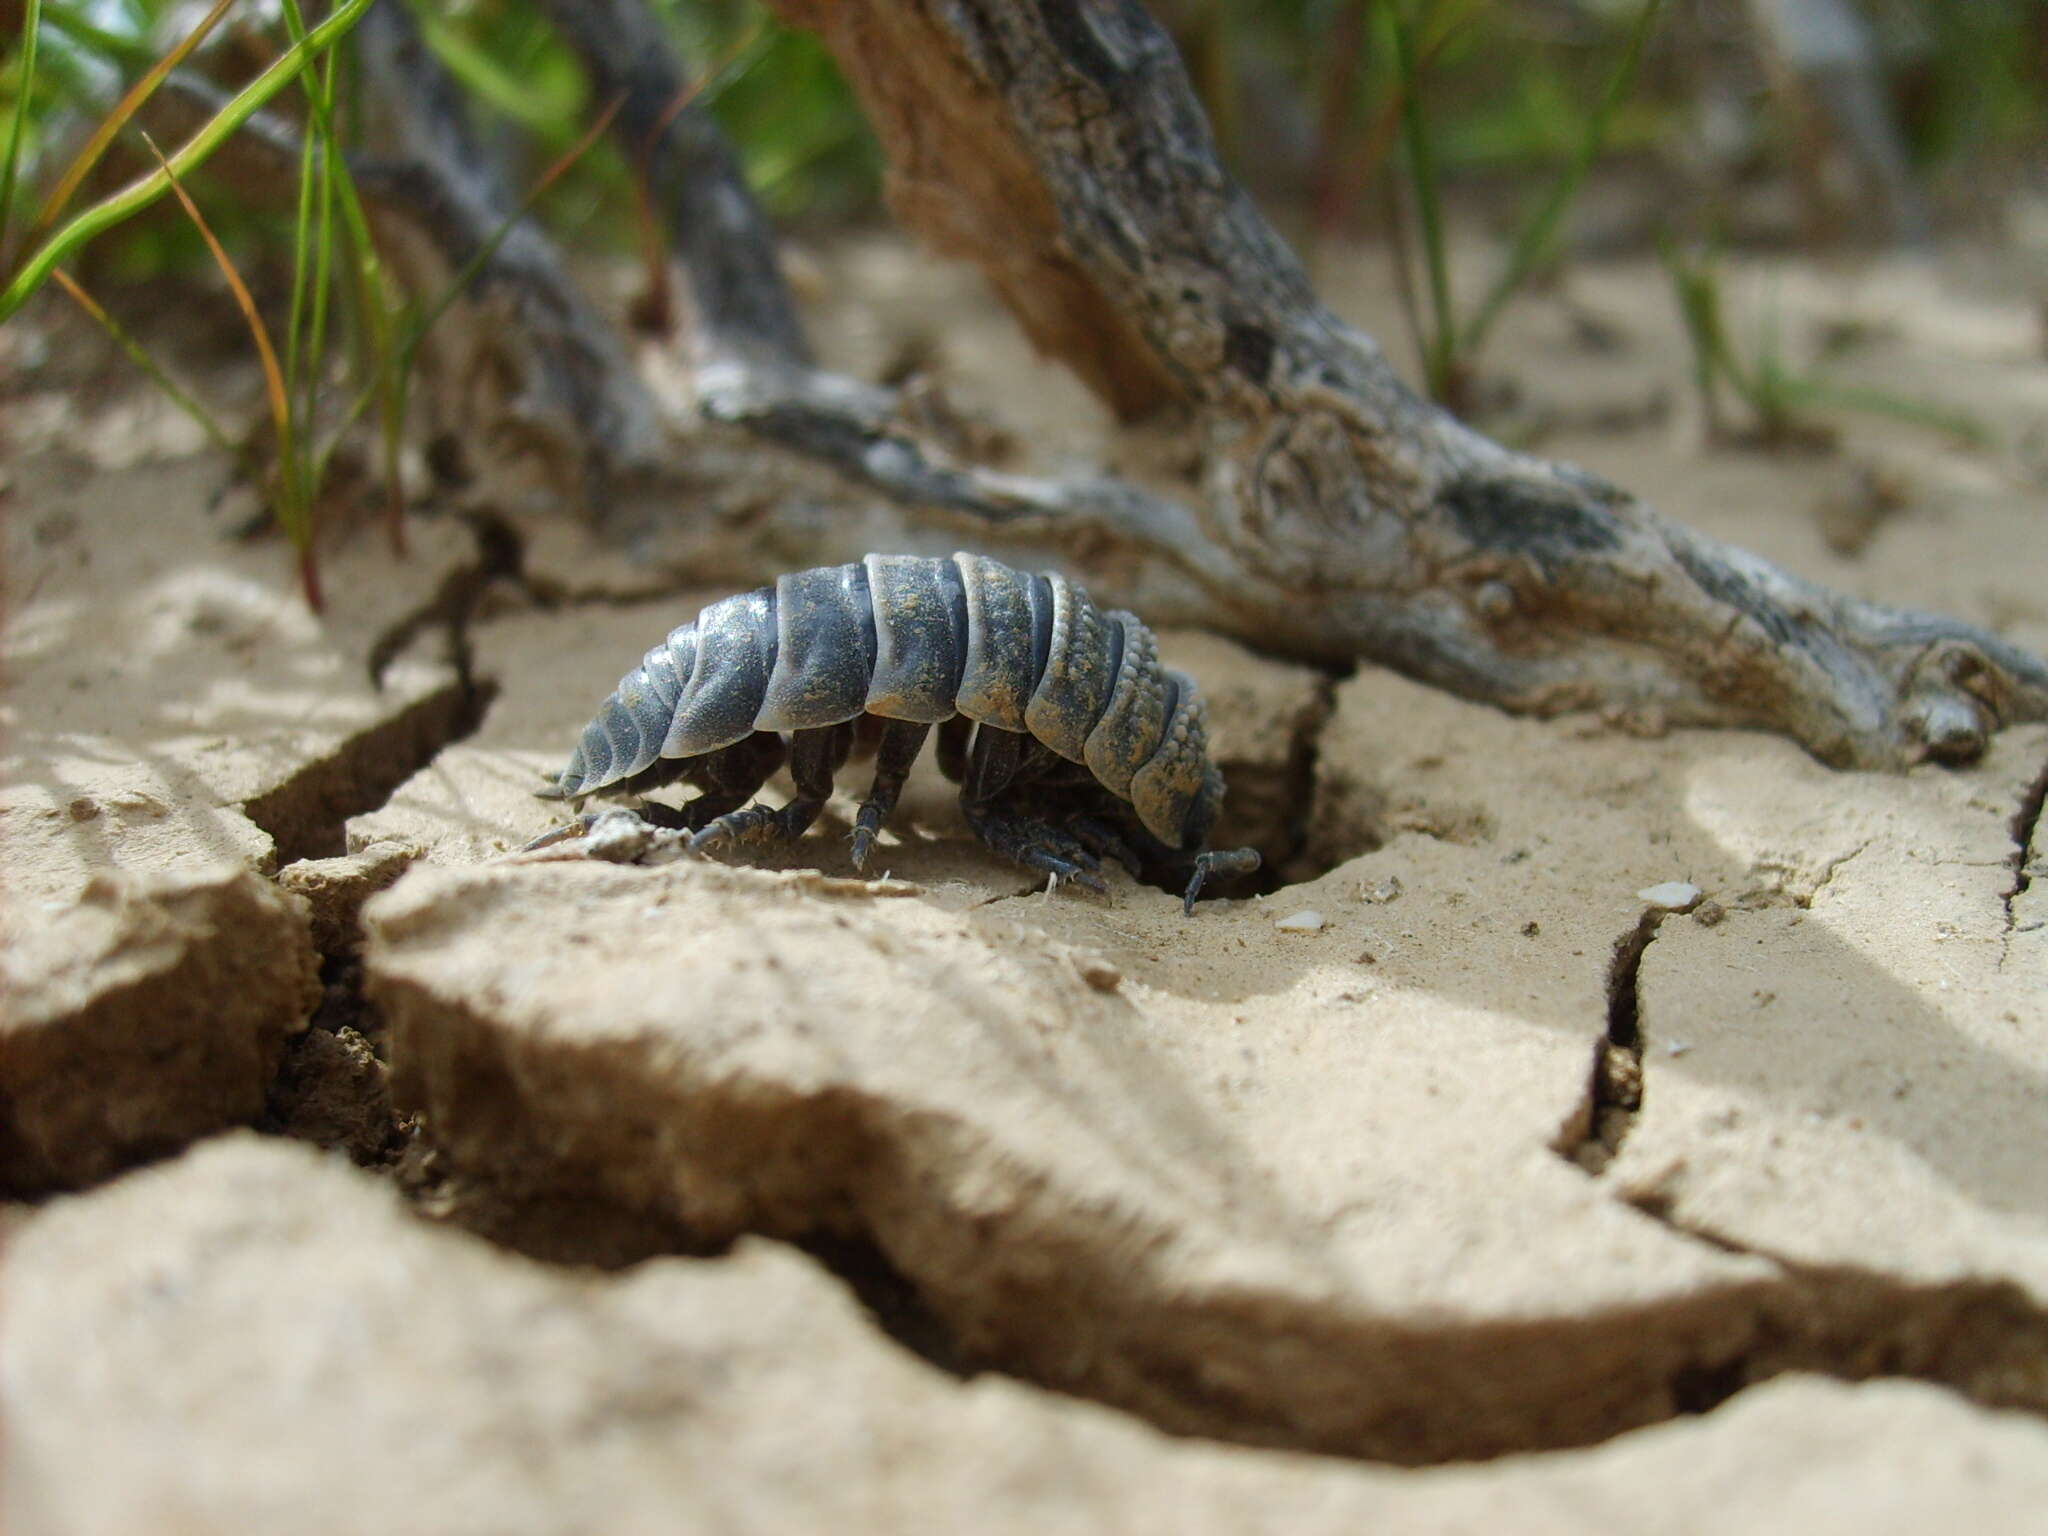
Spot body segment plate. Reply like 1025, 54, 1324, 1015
864, 554, 967, 723
757, 563, 875, 730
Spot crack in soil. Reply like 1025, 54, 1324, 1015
1528, 854, 2048, 1445
242, 558, 2048, 1468
1255, 672, 1340, 891
366, 508, 526, 693
259, 993, 975, 1380
244, 514, 520, 864
1552, 906, 1664, 1173
2001, 749, 2048, 967
1798, 837, 1875, 908
1620, 1189, 2048, 1424
255, 956, 408, 1169
796, 1231, 979, 1380
250, 1020, 2048, 1472
285, 927, 2048, 1471
241, 680, 495, 864
252, 513, 540, 1165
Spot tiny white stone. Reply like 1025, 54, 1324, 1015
1274, 909, 1326, 932
1637, 880, 1702, 911
1665, 1041, 1692, 1058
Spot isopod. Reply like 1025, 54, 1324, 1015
536, 553, 1261, 910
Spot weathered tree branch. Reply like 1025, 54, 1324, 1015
334, 0, 2043, 768
350, 2, 673, 514
753, 0, 2045, 766
528, 0, 811, 364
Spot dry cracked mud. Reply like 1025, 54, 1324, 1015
11, 1135, 2048, 1536
3, 234, 2047, 1530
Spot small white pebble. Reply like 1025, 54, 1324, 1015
1274, 909, 1326, 932
1665, 1041, 1692, 1058
1637, 880, 1702, 912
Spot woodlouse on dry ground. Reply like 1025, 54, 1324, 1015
533, 552, 1261, 911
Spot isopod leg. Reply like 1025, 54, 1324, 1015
633, 800, 694, 831
849, 719, 930, 871
678, 731, 787, 830
1061, 813, 1147, 878
522, 733, 783, 852
961, 722, 1023, 801
961, 804, 1109, 895
960, 726, 1106, 894
1180, 847, 1263, 915
688, 725, 845, 855
934, 716, 972, 783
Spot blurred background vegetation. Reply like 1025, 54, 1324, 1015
5, 0, 2043, 282
1, 0, 2043, 600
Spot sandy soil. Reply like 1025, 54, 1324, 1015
2, 229, 2045, 1530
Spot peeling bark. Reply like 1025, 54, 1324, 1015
339, 0, 2043, 769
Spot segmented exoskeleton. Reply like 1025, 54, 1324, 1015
536, 553, 1261, 910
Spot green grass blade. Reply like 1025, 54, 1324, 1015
279, 0, 395, 533
1386, 0, 1458, 400
1463, 0, 1661, 357
50, 266, 241, 462
282, 72, 321, 510
0, 0, 378, 325
39, 2, 154, 66
1, 0, 44, 251
28, 0, 234, 244
301, 50, 343, 480
307, 91, 628, 531
416, 8, 585, 139
1656, 232, 1740, 431
276, 0, 323, 515
1782, 377, 1994, 449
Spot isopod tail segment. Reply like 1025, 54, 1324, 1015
533, 553, 1262, 912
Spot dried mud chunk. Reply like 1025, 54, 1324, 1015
277, 842, 421, 959
360, 859, 1754, 1464
260, 1024, 404, 1168
0, 866, 320, 1194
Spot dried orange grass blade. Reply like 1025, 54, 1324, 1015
644, 21, 766, 153
32, 0, 237, 240
48, 266, 234, 457
296, 543, 325, 612
50, 265, 112, 324
537, 92, 626, 199
141, 132, 318, 610
140, 135, 290, 455
628, 24, 766, 334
